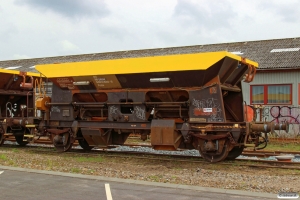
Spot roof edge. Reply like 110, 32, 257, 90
1, 37, 299, 62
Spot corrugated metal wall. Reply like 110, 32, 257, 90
242, 71, 300, 136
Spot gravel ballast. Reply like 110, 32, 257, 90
0, 145, 299, 194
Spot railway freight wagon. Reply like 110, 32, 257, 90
0, 69, 42, 145
5, 51, 288, 162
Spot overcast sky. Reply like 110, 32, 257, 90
0, 0, 299, 61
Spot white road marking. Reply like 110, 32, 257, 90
0, 171, 3, 174
105, 183, 113, 200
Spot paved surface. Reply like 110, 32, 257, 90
0, 165, 276, 200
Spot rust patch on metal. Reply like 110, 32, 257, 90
209, 87, 217, 94
52, 77, 76, 90
47, 128, 70, 135
244, 65, 257, 83
191, 133, 228, 140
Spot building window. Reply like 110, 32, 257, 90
251, 86, 264, 104
251, 84, 292, 105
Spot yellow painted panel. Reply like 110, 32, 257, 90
89, 75, 122, 89
244, 58, 258, 67
35, 51, 258, 78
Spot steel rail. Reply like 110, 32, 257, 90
3, 137, 300, 157
1, 143, 300, 170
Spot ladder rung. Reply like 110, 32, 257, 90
24, 135, 34, 138
244, 144, 255, 147
25, 125, 36, 128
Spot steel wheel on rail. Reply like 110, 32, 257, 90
53, 132, 73, 152
199, 139, 230, 162
77, 129, 93, 151
226, 146, 244, 160
0, 134, 4, 146
0, 125, 5, 146
14, 132, 29, 146
0, 135, 4, 145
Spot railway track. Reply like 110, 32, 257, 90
5, 139, 300, 159
268, 137, 300, 143
6, 135, 300, 144
1, 143, 300, 170
128, 134, 300, 143
4, 136, 300, 158
242, 149, 300, 158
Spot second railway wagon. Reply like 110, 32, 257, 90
6, 51, 288, 162
0, 69, 41, 145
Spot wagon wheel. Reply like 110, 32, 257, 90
199, 139, 230, 162
77, 130, 93, 151
53, 132, 73, 152
78, 139, 93, 151
0, 127, 5, 146
0, 134, 4, 146
226, 146, 244, 160
14, 132, 29, 146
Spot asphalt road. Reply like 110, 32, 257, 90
0, 166, 276, 200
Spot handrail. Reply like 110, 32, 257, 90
35, 77, 46, 98
27, 91, 33, 117
20, 75, 33, 89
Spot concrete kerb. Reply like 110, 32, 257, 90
0, 165, 276, 199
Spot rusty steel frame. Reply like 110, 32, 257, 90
0, 55, 289, 163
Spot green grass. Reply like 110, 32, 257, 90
74, 156, 104, 163
125, 137, 151, 144
0, 154, 7, 161
265, 143, 300, 151
12, 148, 19, 153
171, 175, 177, 179
8, 160, 15, 166
71, 168, 81, 173
148, 175, 163, 182
47, 159, 54, 168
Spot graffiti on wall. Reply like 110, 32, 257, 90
6, 103, 17, 117
255, 106, 300, 124
254, 106, 300, 136
134, 106, 146, 120
270, 106, 300, 124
